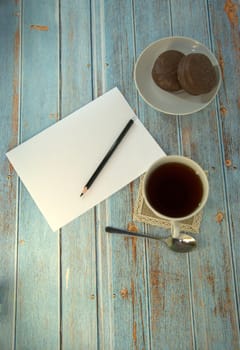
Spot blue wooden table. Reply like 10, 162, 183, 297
1, 1, 240, 349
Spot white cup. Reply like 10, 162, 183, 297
143, 155, 209, 237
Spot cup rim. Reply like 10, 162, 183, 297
143, 155, 209, 222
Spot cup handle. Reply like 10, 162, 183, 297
171, 221, 181, 238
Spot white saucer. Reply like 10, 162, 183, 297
134, 36, 221, 115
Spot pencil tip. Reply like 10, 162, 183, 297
80, 186, 88, 197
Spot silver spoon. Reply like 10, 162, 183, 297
105, 226, 196, 253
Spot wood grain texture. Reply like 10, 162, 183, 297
1, 1, 240, 349
0, 1, 20, 349
209, 0, 240, 324
60, 1, 98, 349
15, 1, 60, 349
95, 1, 150, 349
171, 0, 240, 348
134, 2, 194, 349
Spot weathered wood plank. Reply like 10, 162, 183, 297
94, 1, 151, 349
15, 1, 60, 349
0, 1, 239, 349
91, 2, 114, 349
171, 0, 240, 348
134, 2, 195, 349
60, 1, 98, 348
0, 1, 20, 349
208, 0, 240, 341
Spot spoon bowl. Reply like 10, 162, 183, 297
105, 226, 196, 253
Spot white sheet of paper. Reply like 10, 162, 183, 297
6, 88, 165, 231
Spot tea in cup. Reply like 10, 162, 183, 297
143, 155, 209, 237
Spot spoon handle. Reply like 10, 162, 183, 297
105, 226, 164, 241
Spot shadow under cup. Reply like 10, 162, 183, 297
143, 156, 209, 223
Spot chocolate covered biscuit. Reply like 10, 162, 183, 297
177, 53, 217, 95
152, 50, 185, 92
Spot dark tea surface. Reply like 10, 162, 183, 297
145, 162, 203, 218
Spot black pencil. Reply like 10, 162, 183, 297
80, 117, 135, 197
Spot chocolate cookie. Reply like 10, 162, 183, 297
177, 53, 217, 95
152, 50, 185, 92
